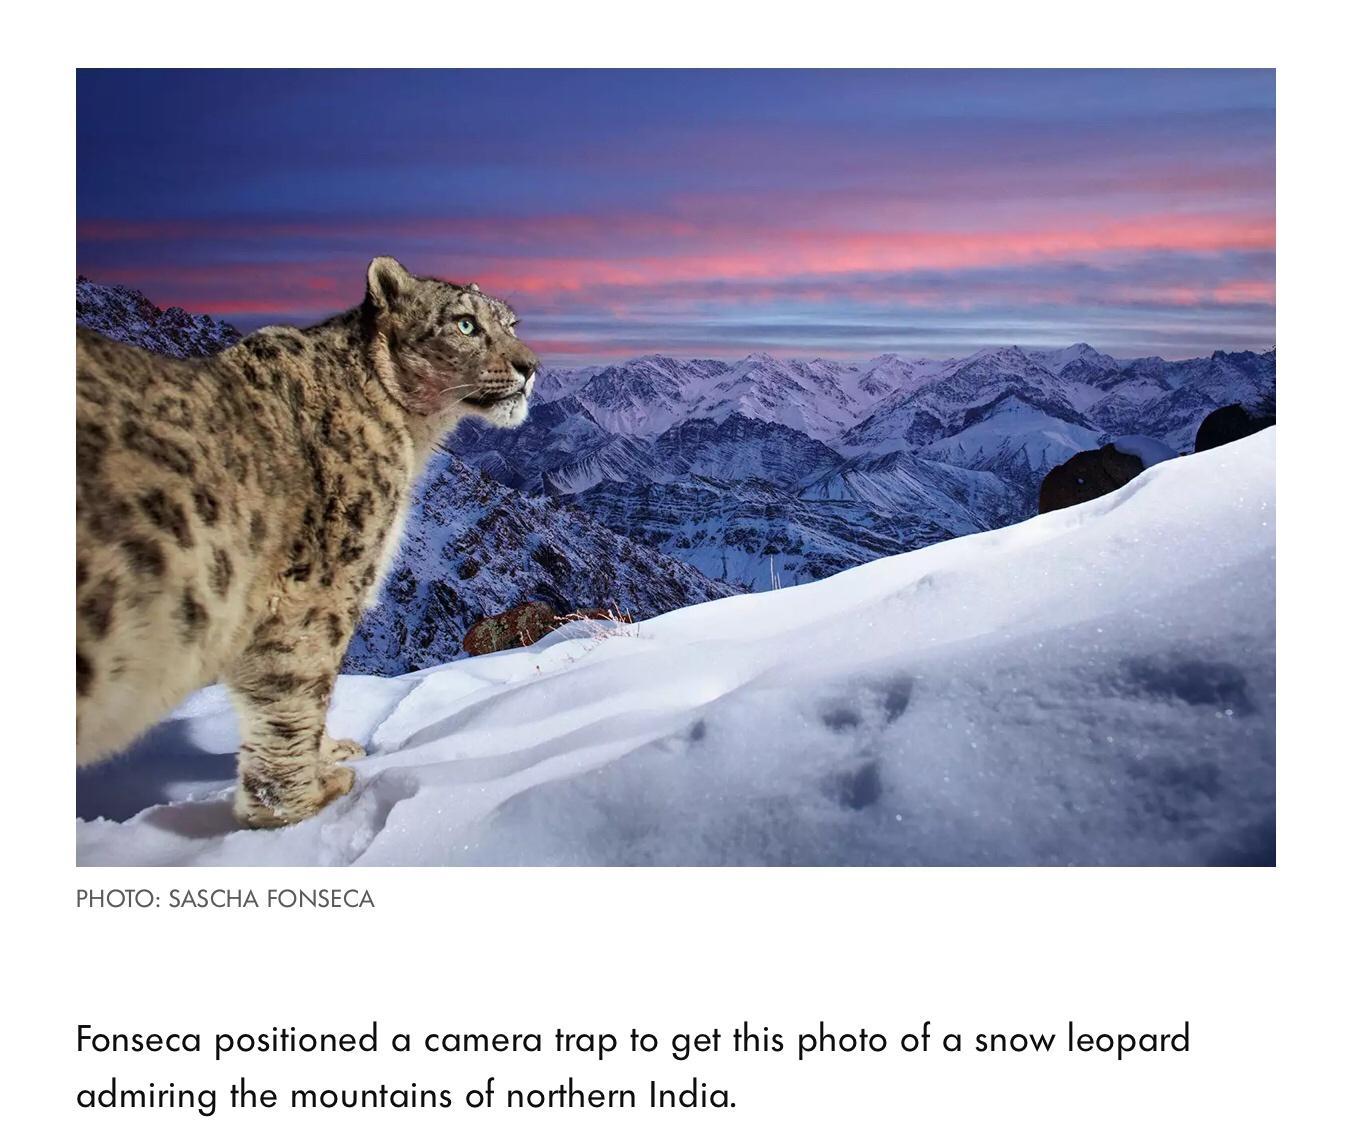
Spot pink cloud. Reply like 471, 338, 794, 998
82, 208, 1274, 326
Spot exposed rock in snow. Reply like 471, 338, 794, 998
1038, 444, 1148, 515
462, 601, 559, 656
1195, 403, 1277, 453
76, 431, 1276, 867
1039, 436, 1177, 515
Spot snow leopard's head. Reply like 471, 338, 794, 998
362, 256, 538, 430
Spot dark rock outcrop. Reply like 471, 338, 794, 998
462, 602, 636, 656
1038, 445, 1146, 514
462, 602, 559, 656
1194, 404, 1276, 453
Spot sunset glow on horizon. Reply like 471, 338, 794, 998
77, 69, 1275, 364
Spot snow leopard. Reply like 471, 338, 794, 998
76, 257, 538, 827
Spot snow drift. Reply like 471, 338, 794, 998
77, 431, 1276, 867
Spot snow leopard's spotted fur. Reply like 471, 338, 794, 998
76, 258, 538, 827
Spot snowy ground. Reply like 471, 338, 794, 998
77, 431, 1275, 867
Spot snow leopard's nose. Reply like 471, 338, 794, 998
511, 358, 536, 383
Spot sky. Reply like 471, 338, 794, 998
77, 69, 1274, 365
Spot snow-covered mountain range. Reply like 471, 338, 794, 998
77, 276, 241, 358
76, 277, 1275, 628
75, 280, 738, 676
77, 429, 1276, 866
455, 342, 1276, 591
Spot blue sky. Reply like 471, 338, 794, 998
77, 69, 1275, 363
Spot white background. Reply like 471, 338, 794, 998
3, 5, 1352, 1132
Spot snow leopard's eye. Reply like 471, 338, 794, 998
456, 317, 477, 336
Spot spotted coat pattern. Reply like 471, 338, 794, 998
76, 258, 539, 827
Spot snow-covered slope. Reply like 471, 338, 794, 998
837, 345, 1093, 456
918, 399, 1105, 505
799, 449, 1022, 533
851, 353, 956, 402
565, 356, 729, 436
77, 431, 1275, 867
1027, 342, 1122, 386
689, 352, 870, 439
455, 397, 665, 495
652, 413, 844, 484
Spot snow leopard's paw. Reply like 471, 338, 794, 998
324, 736, 366, 763
233, 762, 356, 830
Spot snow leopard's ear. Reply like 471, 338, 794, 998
467, 282, 481, 293
365, 256, 412, 311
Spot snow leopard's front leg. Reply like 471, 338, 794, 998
226, 605, 360, 829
